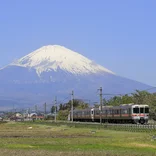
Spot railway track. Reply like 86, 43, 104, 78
102, 123, 156, 129
52, 121, 156, 131
65, 122, 156, 132
65, 121, 156, 127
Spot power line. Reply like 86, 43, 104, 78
57, 96, 70, 104
44, 102, 47, 115
143, 87, 156, 92
101, 86, 156, 97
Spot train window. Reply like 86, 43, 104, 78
108, 110, 112, 114
145, 107, 149, 113
140, 108, 144, 113
107, 110, 110, 114
117, 110, 119, 114
114, 110, 117, 114
96, 110, 100, 115
122, 109, 128, 114
133, 108, 139, 114
108, 110, 113, 114
91, 110, 94, 115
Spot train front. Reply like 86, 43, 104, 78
132, 105, 149, 124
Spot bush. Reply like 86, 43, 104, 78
57, 110, 69, 121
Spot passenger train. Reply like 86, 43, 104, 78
70, 104, 149, 124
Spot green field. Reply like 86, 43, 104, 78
0, 121, 156, 156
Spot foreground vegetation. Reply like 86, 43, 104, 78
0, 121, 155, 156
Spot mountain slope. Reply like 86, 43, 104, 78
0, 45, 152, 109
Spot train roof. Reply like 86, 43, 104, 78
73, 108, 92, 112
100, 104, 149, 109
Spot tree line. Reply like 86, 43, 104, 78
53, 90, 156, 120
103, 90, 156, 119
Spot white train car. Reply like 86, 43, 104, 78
72, 104, 149, 124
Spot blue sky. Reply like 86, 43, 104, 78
0, 0, 156, 86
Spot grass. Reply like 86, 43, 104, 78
0, 121, 155, 156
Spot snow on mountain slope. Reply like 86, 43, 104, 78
11, 45, 114, 76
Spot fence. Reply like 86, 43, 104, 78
22, 120, 156, 133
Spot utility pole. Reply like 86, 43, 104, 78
99, 87, 103, 125
28, 108, 31, 121
55, 96, 57, 122
44, 103, 47, 116
28, 108, 31, 114
71, 90, 74, 122
13, 104, 14, 113
35, 105, 38, 120
35, 105, 38, 113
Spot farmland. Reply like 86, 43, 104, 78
0, 121, 156, 156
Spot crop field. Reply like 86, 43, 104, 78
0, 121, 156, 156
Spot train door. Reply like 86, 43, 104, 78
91, 108, 94, 121
120, 109, 122, 118
128, 108, 131, 117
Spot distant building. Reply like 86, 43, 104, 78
29, 113, 44, 120
10, 112, 23, 121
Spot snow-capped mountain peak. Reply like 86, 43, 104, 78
11, 45, 114, 76
0, 45, 152, 108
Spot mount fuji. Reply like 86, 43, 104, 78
0, 45, 151, 109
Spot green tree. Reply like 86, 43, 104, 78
132, 90, 151, 104
122, 94, 133, 104
77, 102, 89, 109
59, 104, 63, 110
107, 96, 122, 106
51, 106, 55, 113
